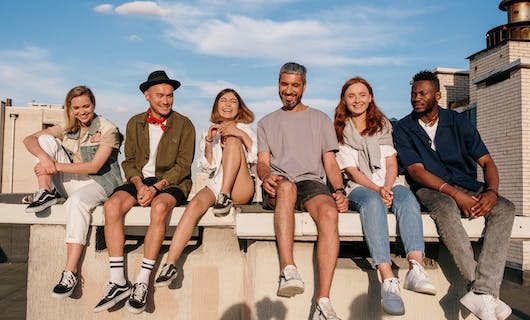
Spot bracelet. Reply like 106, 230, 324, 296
152, 185, 161, 193
486, 188, 499, 198
439, 182, 448, 192
334, 187, 346, 196
205, 136, 213, 143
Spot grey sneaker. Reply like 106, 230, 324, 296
155, 263, 177, 287
51, 271, 78, 298
403, 260, 436, 295
127, 282, 149, 314
212, 193, 233, 217
277, 265, 304, 297
460, 291, 497, 320
312, 297, 341, 320
25, 188, 59, 213
381, 278, 405, 315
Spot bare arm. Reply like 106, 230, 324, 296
407, 163, 477, 217
323, 151, 348, 212
470, 154, 499, 217
23, 127, 60, 174
257, 151, 283, 197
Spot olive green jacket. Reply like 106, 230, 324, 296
121, 110, 196, 197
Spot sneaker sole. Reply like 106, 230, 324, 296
154, 273, 177, 287
127, 301, 147, 314
381, 300, 405, 316
51, 288, 75, 298
403, 284, 436, 295
25, 198, 58, 213
277, 281, 304, 297
213, 208, 232, 217
93, 289, 131, 313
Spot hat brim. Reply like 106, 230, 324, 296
139, 79, 181, 93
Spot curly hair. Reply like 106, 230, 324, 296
334, 77, 387, 143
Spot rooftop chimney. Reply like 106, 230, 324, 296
6, 98, 12, 107
487, 0, 530, 48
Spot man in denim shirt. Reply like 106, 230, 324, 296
393, 70, 515, 320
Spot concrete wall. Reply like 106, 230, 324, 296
27, 224, 483, 320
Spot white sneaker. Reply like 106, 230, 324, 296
312, 297, 341, 320
460, 291, 497, 320
277, 265, 304, 297
403, 260, 436, 295
381, 278, 405, 315
496, 298, 512, 320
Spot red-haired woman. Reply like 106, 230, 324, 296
334, 77, 435, 316
154, 88, 256, 286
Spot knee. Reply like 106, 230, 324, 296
223, 136, 242, 147
150, 202, 172, 224
104, 198, 122, 222
275, 179, 296, 197
492, 196, 515, 219
317, 207, 339, 230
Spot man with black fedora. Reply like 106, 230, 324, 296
94, 70, 195, 314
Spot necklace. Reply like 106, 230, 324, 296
422, 112, 439, 127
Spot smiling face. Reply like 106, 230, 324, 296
278, 73, 306, 110
216, 92, 239, 121
343, 82, 372, 117
145, 83, 174, 118
70, 94, 95, 127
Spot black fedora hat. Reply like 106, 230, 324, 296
139, 70, 181, 93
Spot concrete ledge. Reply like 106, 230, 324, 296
0, 203, 236, 227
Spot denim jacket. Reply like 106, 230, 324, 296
62, 115, 123, 196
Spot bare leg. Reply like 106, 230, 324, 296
165, 188, 216, 264
64, 243, 83, 273
304, 194, 339, 299
377, 263, 394, 280
104, 191, 137, 257
219, 137, 254, 203
143, 193, 177, 260
36, 173, 53, 191
408, 251, 424, 270
274, 180, 297, 270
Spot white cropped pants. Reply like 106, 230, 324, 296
37, 134, 107, 245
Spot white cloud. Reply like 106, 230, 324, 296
0, 46, 67, 105
127, 34, 142, 41
115, 1, 171, 16
94, 4, 114, 14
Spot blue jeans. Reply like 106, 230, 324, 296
415, 187, 515, 297
348, 184, 424, 265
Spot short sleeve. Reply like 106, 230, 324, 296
381, 145, 397, 158
99, 126, 120, 149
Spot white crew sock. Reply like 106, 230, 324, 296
109, 256, 126, 286
135, 258, 156, 284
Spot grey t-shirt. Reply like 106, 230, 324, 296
257, 107, 338, 183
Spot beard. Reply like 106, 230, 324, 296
412, 97, 437, 118
280, 94, 303, 110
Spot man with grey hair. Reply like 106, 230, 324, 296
257, 62, 348, 319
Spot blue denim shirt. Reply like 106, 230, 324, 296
393, 106, 489, 192
63, 115, 123, 196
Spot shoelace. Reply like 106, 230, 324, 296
319, 302, 338, 318
60, 272, 76, 287
385, 279, 401, 295
160, 264, 174, 276
132, 283, 148, 301
104, 283, 120, 296
33, 189, 47, 201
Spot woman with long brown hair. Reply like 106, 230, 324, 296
154, 88, 256, 286
334, 77, 435, 316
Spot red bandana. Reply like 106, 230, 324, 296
146, 109, 167, 132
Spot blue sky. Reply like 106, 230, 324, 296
0, 0, 505, 137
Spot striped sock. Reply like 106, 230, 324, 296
109, 256, 126, 286
135, 258, 156, 284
